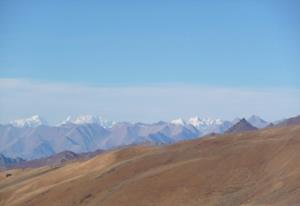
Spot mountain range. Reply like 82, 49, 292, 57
0, 114, 291, 160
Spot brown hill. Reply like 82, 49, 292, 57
12, 151, 80, 169
225, 118, 257, 133
4, 149, 105, 169
1, 124, 300, 206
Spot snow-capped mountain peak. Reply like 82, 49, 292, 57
60, 115, 116, 128
170, 118, 186, 126
188, 117, 224, 127
169, 116, 232, 135
72, 115, 99, 124
9, 115, 48, 128
187, 116, 232, 135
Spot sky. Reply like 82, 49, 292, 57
0, 0, 299, 123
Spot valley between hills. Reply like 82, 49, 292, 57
1, 122, 300, 206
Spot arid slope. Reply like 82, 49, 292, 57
1, 124, 300, 206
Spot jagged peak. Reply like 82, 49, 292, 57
9, 115, 48, 128
59, 115, 116, 128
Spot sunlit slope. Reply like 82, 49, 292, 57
1, 124, 300, 206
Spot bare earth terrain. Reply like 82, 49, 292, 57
1, 124, 300, 206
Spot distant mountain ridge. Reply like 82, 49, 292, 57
9, 115, 48, 128
9, 150, 104, 169
170, 117, 233, 135
0, 149, 106, 170
0, 121, 200, 160
5, 114, 271, 130
0, 154, 25, 169
247, 115, 269, 128
275, 115, 300, 127
0, 114, 281, 160
60, 115, 116, 128
225, 118, 258, 133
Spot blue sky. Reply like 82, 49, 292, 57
0, 0, 299, 123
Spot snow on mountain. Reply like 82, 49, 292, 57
188, 117, 232, 134
59, 116, 72, 125
171, 117, 224, 127
188, 117, 224, 127
60, 115, 116, 128
170, 118, 186, 126
247, 115, 269, 128
9, 115, 48, 128
170, 117, 232, 135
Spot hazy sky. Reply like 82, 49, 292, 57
0, 1, 299, 123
